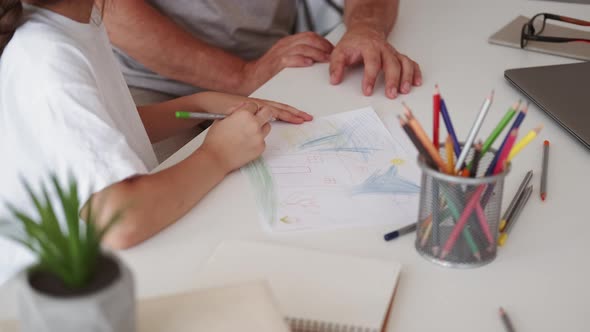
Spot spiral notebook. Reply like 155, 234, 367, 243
193, 241, 402, 332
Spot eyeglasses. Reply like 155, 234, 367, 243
521, 13, 590, 49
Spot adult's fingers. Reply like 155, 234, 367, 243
287, 44, 330, 62
413, 62, 423, 86
381, 51, 401, 99
397, 53, 415, 94
329, 50, 347, 85
361, 49, 381, 96
288, 31, 334, 53
281, 55, 314, 68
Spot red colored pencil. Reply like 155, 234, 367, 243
433, 84, 441, 150
493, 129, 519, 174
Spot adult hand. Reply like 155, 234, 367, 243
201, 104, 274, 173
329, 26, 422, 99
239, 31, 334, 95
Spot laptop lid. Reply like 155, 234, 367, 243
504, 61, 590, 149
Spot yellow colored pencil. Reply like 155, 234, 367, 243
445, 136, 455, 174
507, 124, 543, 162
420, 216, 433, 247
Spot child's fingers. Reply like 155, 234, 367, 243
254, 107, 274, 127
261, 122, 271, 137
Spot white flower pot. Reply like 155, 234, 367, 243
16, 253, 135, 332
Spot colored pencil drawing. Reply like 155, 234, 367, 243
243, 157, 277, 226
298, 120, 382, 160
353, 165, 420, 195
243, 107, 421, 232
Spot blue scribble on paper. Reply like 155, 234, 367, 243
298, 120, 380, 160
353, 165, 420, 195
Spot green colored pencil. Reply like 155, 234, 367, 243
466, 100, 520, 172
175, 111, 226, 120
439, 186, 482, 261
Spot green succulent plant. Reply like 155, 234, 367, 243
2, 175, 121, 289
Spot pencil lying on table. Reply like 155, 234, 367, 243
541, 140, 550, 201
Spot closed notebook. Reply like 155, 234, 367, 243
138, 280, 290, 332
1, 281, 290, 332
489, 15, 590, 61
193, 241, 402, 332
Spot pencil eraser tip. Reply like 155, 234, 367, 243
541, 193, 546, 201
544, 140, 550, 146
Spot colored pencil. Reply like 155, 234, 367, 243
492, 129, 518, 174
445, 135, 455, 174
419, 208, 452, 248
467, 100, 520, 171
499, 307, 517, 332
541, 140, 550, 201
492, 129, 519, 174
439, 185, 482, 261
420, 218, 433, 247
175, 111, 226, 120
469, 141, 483, 177
384, 223, 418, 241
403, 104, 448, 172
399, 116, 436, 167
440, 184, 486, 260
485, 104, 529, 175
431, 182, 442, 255
499, 170, 533, 231
439, 98, 461, 157
433, 85, 441, 150
507, 124, 544, 162
455, 90, 494, 172
498, 185, 533, 246
474, 203, 494, 249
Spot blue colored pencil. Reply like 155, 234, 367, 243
440, 98, 461, 157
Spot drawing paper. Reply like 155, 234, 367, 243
243, 107, 420, 232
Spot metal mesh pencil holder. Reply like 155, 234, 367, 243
415, 146, 509, 268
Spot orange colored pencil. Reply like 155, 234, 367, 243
403, 103, 448, 172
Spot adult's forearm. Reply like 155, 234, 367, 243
92, 148, 227, 249
103, 0, 247, 94
343, 0, 398, 35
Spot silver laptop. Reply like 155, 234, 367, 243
504, 61, 590, 149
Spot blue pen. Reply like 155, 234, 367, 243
485, 105, 529, 175
440, 98, 461, 157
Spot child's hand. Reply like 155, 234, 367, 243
200, 103, 273, 173
247, 98, 313, 124
194, 91, 313, 124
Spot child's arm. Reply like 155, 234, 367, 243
85, 106, 274, 249
137, 91, 313, 143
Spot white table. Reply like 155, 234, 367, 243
3, 0, 590, 331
